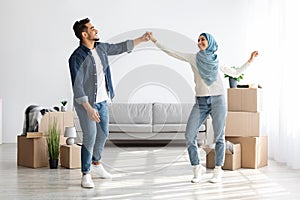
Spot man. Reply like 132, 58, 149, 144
69, 18, 149, 188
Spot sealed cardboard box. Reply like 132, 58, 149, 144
17, 135, 48, 168
39, 111, 74, 135
227, 88, 263, 112
60, 144, 81, 169
225, 111, 263, 137
206, 143, 241, 170
226, 136, 268, 169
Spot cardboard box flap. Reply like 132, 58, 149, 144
26, 132, 43, 138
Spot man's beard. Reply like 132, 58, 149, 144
93, 38, 100, 41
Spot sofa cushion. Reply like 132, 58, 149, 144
153, 124, 186, 133
153, 103, 194, 124
108, 103, 152, 124
109, 124, 152, 133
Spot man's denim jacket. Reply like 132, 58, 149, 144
69, 40, 134, 106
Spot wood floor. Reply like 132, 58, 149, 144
1, 142, 300, 200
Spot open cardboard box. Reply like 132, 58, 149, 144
226, 136, 268, 169
206, 143, 241, 170
17, 135, 48, 168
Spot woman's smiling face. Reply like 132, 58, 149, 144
197, 35, 208, 51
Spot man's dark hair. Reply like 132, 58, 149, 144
73, 18, 90, 40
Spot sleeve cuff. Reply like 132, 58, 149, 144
126, 40, 134, 53
75, 96, 88, 104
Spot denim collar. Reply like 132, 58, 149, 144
79, 42, 99, 54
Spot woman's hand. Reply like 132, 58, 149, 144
248, 51, 259, 63
141, 32, 150, 42
147, 32, 157, 43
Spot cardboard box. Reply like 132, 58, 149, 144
17, 135, 48, 168
206, 143, 241, 170
39, 111, 74, 135
60, 144, 81, 169
226, 136, 268, 169
60, 135, 67, 145
225, 111, 263, 137
227, 88, 263, 112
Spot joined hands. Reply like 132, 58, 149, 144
139, 32, 156, 43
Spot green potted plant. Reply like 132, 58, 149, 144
60, 100, 68, 112
46, 119, 60, 169
224, 66, 244, 88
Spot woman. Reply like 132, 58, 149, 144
148, 32, 258, 183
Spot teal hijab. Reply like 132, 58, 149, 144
196, 33, 219, 86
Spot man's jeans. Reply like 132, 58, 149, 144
185, 95, 226, 167
75, 101, 109, 174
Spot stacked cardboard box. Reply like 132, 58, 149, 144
17, 111, 74, 168
225, 88, 268, 169
39, 111, 74, 137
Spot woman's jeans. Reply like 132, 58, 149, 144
185, 95, 226, 167
75, 101, 109, 174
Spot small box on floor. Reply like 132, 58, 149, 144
206, 143, 241, 170
17, 135, 48, 168
60, 144, 81, 169
226, 136, 268, 169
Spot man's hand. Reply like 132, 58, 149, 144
82, 102, 100, 123
133, 32, 150, 46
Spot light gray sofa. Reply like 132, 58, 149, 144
108, 103, 206, 142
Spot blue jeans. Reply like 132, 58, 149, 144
185, 95, 226, 167
75, 101, 109, 174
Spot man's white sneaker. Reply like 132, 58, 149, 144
191, 165, 206, 183
209, 166, 223, 183
91, 163, 112, 179
81, 174, 95, 188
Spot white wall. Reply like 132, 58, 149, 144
0, 0, 257, 143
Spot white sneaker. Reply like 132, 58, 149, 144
81, 174, 95, 188
209, 166, 223, 183
91, 163, 112, 179
191, 165, 206, 183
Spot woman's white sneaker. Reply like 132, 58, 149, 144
209, 166, 223, 183
91, 163, 112, 179
191, 165, 206, 183
81, 174, 95, 188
